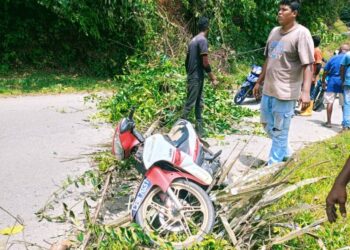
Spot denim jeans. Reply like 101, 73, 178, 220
261, 95, 296, 165
342, 86, 350, 128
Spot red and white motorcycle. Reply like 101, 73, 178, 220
112, 108, 221, 248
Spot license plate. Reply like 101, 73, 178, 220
131, 178, 153, 218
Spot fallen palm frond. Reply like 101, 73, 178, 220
268, 218, 327, 246
206, 142, 330, 249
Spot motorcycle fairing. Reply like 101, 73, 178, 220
143, 134, 213, 185
131, 166, 207, 218
168, 119, 203, 165
118, 124, 140, 158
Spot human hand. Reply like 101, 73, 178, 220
211, 78, 218, 87
299, 91, 310, 111
253, 83, 261, 99
326, 183, 347, 223
209, 74, 218, 87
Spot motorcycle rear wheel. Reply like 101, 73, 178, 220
135, 179, 215, 249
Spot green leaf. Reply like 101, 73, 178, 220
77, 232, 84, 242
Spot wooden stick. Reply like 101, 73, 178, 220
104, 213, 131, 227
144, 119, 160, 138
220, 215, 241, 250
81, 172, 112, 250
217, 137, 253, 186
269, 218, 327, 246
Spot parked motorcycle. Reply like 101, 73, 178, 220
112, 108, 221, 248
312, 79, 326, 112
234, 65, 262, 105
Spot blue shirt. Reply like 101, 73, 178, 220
324, 53, 345, 93
341, 51, 350, 86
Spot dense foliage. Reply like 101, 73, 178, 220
0, 0, 158, 76
182, 0, 349, 50
1, 0, 349, 76
99, 55, 256, 135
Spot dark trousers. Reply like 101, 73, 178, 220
182, 78, 204, 123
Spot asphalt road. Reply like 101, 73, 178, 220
0, 94, 113, 249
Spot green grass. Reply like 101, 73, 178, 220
321, 34, 350, 61
264, 131, 350, 249
0, 71, 118, 95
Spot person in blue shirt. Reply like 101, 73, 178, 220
321, 44, 349, 128
340, 49, 350, 130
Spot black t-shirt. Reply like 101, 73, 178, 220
185, 33, 209, 80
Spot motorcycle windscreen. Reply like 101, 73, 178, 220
168, 119, 203, 165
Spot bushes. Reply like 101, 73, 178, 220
181, 0, 349, 52
99, 55, 256, 135
1, 0, 348, 76
0, 0, 157, 76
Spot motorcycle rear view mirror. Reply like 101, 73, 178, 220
128, 107, 136, 120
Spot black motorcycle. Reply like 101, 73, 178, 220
312, 78, 326, 112
234, 65, 262, 105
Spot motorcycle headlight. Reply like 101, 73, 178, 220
112, 129, 124, 160
252, 66, 262, 75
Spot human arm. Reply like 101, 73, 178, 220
340, 65, 346, 90
321, 70, 328, 89
202, 54, 217, 86
299, 63, 313, 110
340, 54, 350, 90
253, 59, 268, 98
185, 52, 189, 73
199, 37, 217, 86
326, 156, 350, 222
314, 63, 322, 80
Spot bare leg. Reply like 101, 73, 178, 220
326, 102, 333, 125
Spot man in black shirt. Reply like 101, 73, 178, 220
182, 17, 217, 137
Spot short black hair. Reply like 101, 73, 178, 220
312, 35, 321, 47
198, 17, 209, 32
279, 0, 300, 12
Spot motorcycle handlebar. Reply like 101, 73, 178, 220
133, 129, 145, 143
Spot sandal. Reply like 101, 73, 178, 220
322, 122, 332, 128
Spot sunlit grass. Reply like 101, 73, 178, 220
0, 71, 118, 95
264, 131, 350, 249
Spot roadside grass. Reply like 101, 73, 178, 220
0, 71, 118, 95
321, 33, 350, 60
264, 131, 350, 249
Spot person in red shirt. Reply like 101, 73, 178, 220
300, 35, 322, 116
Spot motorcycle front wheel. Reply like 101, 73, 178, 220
313, 90, 325, 112
135, 179, 215, 249
234, 87, 248, 105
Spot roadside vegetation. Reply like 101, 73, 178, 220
262, 131, 350, 249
